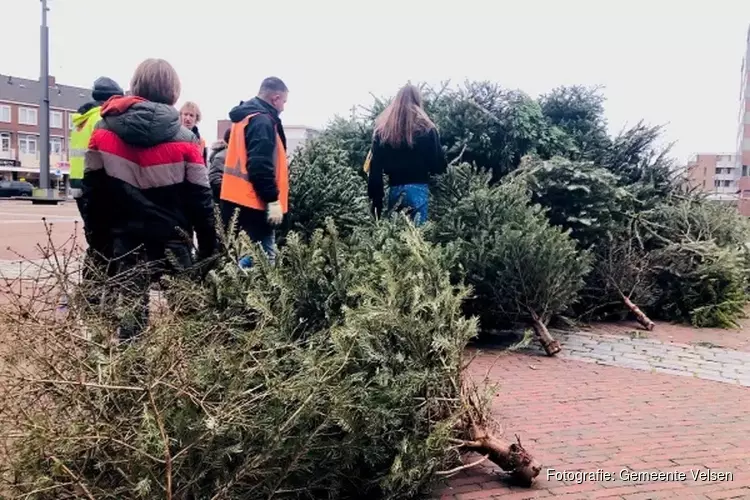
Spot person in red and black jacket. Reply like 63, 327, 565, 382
82, 58, 217, 342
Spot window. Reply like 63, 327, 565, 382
50, 137, 63, 154
743, 165, 748, 177
19, 135, 37, 155
0, 133, 10, 152
50, 111, 63, 129
69, 114, 74, 130
19, 107, 38, 125
0, 105, 10, 123
723, 180, 732, 187
714, 180, 721, 188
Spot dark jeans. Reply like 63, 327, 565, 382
221, 201, 276, 266
388, 183, 429, 226
211, 182, 221, 204
110, 238, 193, 341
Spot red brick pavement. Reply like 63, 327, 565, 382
433, 350, 750, 499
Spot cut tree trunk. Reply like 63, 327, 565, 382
453, 381, 542, 486
529, 311, 561, 356
462, 429, 542, 486
621, 294, 654, 331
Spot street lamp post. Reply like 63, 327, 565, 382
39, 0, 51, 198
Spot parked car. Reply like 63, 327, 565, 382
0, 181, 34, 198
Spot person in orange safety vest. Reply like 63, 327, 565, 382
220, 77, 288, 267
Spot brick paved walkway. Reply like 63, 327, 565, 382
541, 330, 750, 387
589, 321, 750, 354
434, 338, 750, 499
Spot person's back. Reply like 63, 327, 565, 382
87, 96, 206, 244
371, 128, 444, 187
82, 58, 217, 342
367, 84, 447, 224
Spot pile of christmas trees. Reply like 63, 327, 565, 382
287, 81, 750, 352
1, 219, 540, 499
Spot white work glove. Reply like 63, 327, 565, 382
267, 201, 283, 226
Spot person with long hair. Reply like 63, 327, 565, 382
368, 84, 447, 225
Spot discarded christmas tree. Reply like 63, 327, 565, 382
647, 240, 748, 328
429, 164, 592, 355
510, 156, 631, 251
578, 224, 657, 329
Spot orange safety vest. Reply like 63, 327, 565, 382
220, 113, 289, 213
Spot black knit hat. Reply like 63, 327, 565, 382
92, 77, 124, 102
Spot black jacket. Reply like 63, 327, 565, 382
82, 96, 217, 260
367, 127, 447, 211
227, 97, 287, 207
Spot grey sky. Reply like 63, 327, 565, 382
2, 0, 749, 164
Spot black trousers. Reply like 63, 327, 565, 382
221, 201, 275, 243
110, 238, 193, 341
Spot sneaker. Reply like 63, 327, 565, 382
55, 294, 70, 321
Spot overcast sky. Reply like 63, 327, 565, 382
2, 0, 749, 164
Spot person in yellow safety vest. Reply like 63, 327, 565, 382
70, 77, 124, 204
220, 77, 289, 268
69, 77, 124, 299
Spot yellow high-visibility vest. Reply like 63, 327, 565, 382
69, 106, 102, 183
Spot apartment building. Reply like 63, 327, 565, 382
0, 74, 91, 184
737, 25, 750, 216
686, 26, 750, 215
687, 153, 740, 202
216, 120, 320, 158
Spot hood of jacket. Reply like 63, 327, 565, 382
210, 140, 227, 153
72, 104, 102, 129
228, 97, 280, 124
100, 96, 182, 147
208, 141, 227, 166
228, 97, 286, 150
76, 101, 101, 115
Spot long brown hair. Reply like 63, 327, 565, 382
374, 84, 436, 147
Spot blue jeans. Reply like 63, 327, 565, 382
388, 183, 429, 226
239, 232, 276, 268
